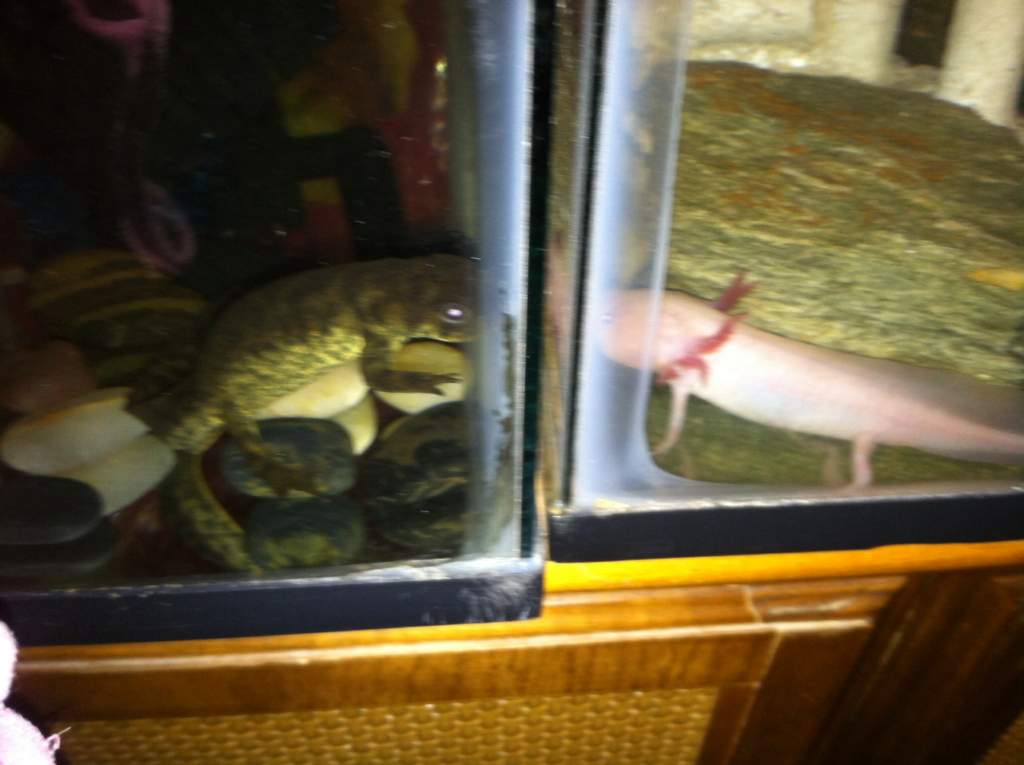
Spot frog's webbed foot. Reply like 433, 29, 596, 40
253, 453, 332, 497
370, 369, 462, 396
227, 416, 336, 497
242, 437, 346, 497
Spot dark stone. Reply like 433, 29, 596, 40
361, 403, 469, 556
246, 496, 365, 570
366, 486, 468, 558
0, 521, 119, 579
0, 475, 103, 545
361, 403, 469, 507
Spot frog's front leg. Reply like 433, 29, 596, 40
362, 335, 463, 395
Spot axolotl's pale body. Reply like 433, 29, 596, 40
602, 276, 1024, 486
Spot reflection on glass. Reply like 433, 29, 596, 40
0, 1, 528, 584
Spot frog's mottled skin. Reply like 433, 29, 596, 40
161, 451, 258, 572
135, 254, 474, 493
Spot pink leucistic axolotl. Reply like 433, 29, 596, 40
602, 274, 1024, 487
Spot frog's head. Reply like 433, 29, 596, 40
357, 254, 477, 344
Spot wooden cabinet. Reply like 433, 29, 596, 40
809, 572, 1024, 765
15, 543, 1024, 764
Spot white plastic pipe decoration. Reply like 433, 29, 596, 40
938, 0, 1024, 127
818, 0, 905, 84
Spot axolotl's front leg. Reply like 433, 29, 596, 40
652, 273, 754, 455
653, 275, 881, 486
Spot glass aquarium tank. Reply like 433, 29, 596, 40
0, 0, 541, 643
543, 0, 1024, 561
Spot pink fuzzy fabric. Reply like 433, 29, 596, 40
0, 623, 59, 765
0, 624, 12, 701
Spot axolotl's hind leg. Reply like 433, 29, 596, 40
849, 433, 878, 489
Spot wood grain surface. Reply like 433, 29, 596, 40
17, 577, 900, 727
807, 572, 1024, 764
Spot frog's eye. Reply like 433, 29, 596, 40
440, 302, 470, 326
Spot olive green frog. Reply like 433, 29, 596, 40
132, 254, 475, 494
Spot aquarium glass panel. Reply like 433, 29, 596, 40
0, 0, 537, 637
551, 0, 1023, 552
539, 0, 597, 513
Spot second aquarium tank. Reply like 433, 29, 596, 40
543, 0, 1024, 561
0, 0, 541, 643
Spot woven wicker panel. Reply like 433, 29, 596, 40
54, 687, 718, 765
980, 709, 1024, 765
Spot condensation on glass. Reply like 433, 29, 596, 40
549, 0, 1024, 516
0, 2, 531, 589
